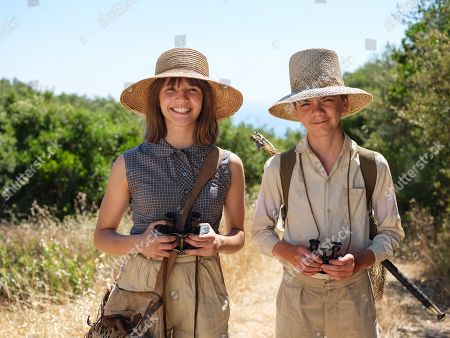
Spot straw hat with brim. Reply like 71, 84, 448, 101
120, 48, 243, 121
269, 48, 373, 121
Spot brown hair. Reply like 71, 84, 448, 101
293, 94, 349, 109
144, 77, 218, 145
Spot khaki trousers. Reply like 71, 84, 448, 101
276, 269, 379, 338
115, 254, 230, 338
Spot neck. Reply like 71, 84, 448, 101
165, 125, 195, 149
307, 129, 345, 174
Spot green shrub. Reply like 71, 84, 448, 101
0, 79, 143, 219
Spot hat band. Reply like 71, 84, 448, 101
291, 77, 343, 92
155, 55, 210, 76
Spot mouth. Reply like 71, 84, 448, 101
170, 107, 192, 113
312, 120, 329, 125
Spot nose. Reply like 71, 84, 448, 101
310, 100, 326, 115
174, 89, 189, 100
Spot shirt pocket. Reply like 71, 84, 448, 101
344, 188, 367, 224
286, 181, 320, 240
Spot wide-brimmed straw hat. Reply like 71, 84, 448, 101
120, 48, 243, 121
269, 48, 373, 121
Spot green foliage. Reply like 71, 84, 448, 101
391, 0, 450, 219
342, 0, 449, 224
342, 0, 449, 281
0, 79, 143, 219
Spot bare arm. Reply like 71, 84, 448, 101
94, 155, 177, 257
218, 152, 246, 253
185, 152, 245, 255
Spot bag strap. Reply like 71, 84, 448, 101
358, 146, 378, 239
175, 145, 223, 231
280, 147, 296, 227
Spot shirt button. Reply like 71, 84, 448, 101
170, 290, 178, 300
327, 209, 331, 213
182, 172, 187, 177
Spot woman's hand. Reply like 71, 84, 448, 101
136, 220, 178, 259
184, 223, 223, 256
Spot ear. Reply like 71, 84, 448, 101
293, 102, 302, 121
341, 95, 350, 116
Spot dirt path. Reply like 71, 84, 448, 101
228, 255, 281, 338
227, 257, 448, 338
0, 257, 447, 337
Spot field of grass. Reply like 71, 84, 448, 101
0, 205, 448, 337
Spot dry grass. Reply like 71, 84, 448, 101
0, 204, 448, 338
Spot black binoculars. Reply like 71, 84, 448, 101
154, 211, 210, 253
308, 239, 343, 274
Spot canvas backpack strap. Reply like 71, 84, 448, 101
359, 146, 389, 301
280, 147, 297, 227
358, 146, 378, 239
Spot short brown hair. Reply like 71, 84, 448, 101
144, 77, 218, 145
294, 94, 349, 109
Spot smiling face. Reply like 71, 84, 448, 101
294, 95, 349, 137
159, 77, 203, 128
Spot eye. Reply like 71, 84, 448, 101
188, 87, 200, 92
322, 97, 334, 102
299, 102, 310, 108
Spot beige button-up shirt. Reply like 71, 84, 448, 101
252, 134, 404, 266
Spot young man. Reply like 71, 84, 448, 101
251, 48, 405, 338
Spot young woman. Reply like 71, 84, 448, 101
93, 48, 245, 337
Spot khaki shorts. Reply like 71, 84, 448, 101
115, 254, 230, 338
276, 269, 379, 338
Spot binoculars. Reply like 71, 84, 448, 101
154, 211, 210, 253
308, 239, 343, 274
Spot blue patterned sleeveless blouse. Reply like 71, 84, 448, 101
123, 139, 232, 235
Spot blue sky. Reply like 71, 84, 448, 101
0, 0, 414, 135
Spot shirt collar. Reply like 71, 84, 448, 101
141, 138, 212, 157
294, 132, 356, 154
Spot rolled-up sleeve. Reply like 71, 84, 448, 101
367, 152, 405, 264
251, 155, 283, 256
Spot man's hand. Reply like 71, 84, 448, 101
322, 254, 355, 280
322, 249, 376, 280
273, 242, 323, 276
184, 223, 224, 256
